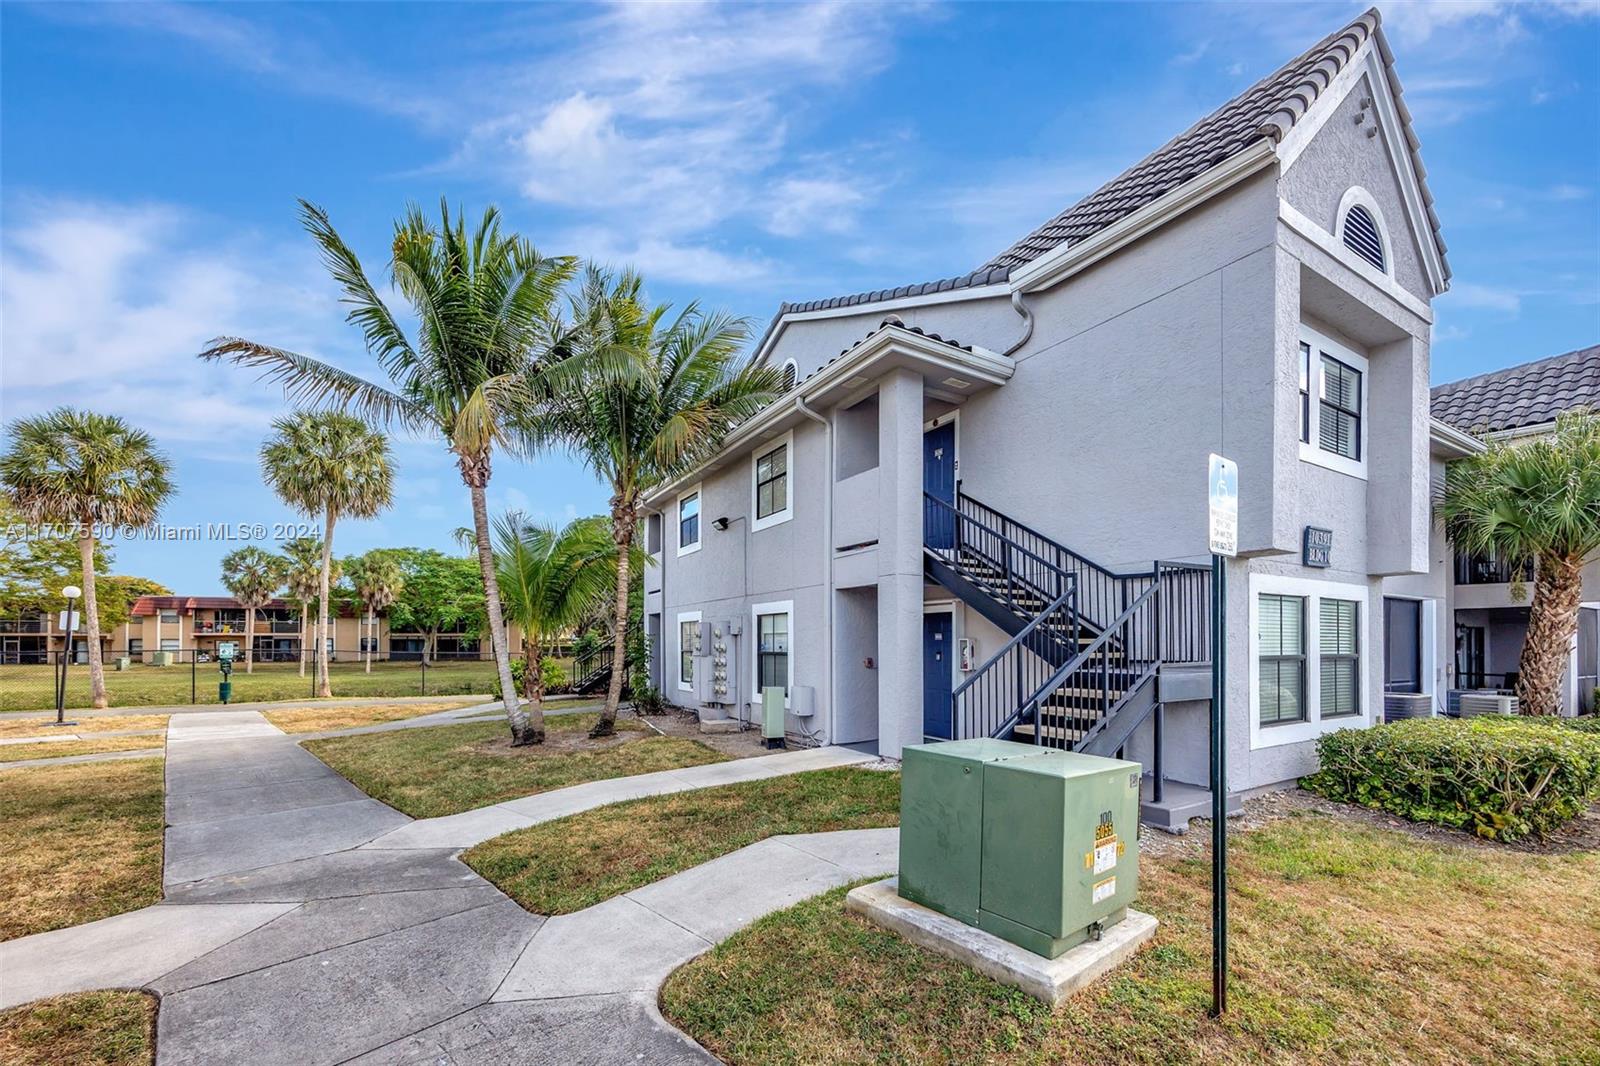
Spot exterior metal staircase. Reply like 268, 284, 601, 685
570, 646, 618, 695
923, 490, 1210, 757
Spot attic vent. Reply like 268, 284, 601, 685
1341, 204, 1385, 272
780, 360, 798, 391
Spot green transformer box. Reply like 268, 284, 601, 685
900, 740, 1142, 959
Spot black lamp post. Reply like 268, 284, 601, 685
54, 584, 82, 727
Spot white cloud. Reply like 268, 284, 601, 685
765, 177, 867, 238
0, 198, 353, 449
1447, 283, 1523, 314
561, 226, 774, 287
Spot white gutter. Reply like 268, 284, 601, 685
794, 395, 833, 745
1429, 417, 1485, 457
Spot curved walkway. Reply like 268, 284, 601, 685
0, 709, 891, 1064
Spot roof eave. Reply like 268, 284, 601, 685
1429, 417, 1485, 458
645, 328, 1012, 508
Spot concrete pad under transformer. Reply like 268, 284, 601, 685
846, 878, 1157, 1006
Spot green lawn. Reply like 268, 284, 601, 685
663, 813, 1600, 1066
0, 991, 156, 1066
0, 659, 503, 712
303, 713, 727, 818
465, 767, 900, 914
0, 759, 166, 941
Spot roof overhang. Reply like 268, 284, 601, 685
752, 281, 1010, 367
645, 325, 1013, 509
1429, 417, 1484, 458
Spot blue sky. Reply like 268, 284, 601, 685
3, 1, 1597, 593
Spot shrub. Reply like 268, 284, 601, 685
1303, 717, 1600, 841
509, 656, 572, 696
633, 686, 667, 716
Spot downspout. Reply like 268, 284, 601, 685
1002, 289, 1034, 357
794, 395, 832, 747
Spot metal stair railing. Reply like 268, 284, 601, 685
949, 583, 1078, 743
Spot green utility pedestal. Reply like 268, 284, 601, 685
899, 739, 1044, 925
977, 750, 1142, 958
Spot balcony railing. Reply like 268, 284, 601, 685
0, 618, 48, 634
1454, 551, 1534, 586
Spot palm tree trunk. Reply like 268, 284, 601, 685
593, 502, 635, 738
365, 609, 373, 674
465, 470, 536, 744
316, 510, 336, 698
1516, 554, 1583, 716
528, 633, 546, 734
78, 533, 108, 709
298, 603, 307, 677
245, 609, 255, 673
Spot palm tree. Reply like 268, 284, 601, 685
346, 550, 405, 673
280, 536, 324, 678
221, 546, 284, 673
200, 201, 575, 743
494, 512, 619, 734
1438, 409, 1600, 715
261, 412, 393, 697
0, 409, 173, 708
542, 268, 782, 736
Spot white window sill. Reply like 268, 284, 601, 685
751, 510, 792, 532
1298, 442, 1367, 481
676, 542, 701, 558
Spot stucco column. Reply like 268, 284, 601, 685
876, 367, 924, 758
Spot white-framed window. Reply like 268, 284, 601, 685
751, 430, 793, 532
160, 610, 180, 625
160, 638, 180, 652
1335, 187, 1390, 276
750, 600, 793, 705
677, 610, 701, 691
1250, 573, 1370, 750
677, 485, 702, 556
1298, 323, 1368, 480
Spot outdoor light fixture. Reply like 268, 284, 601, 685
55, 584, 83, 727
713, 516, 730, 531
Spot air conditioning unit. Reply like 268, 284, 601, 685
1459, 692, 1518, 717
1383, 693, 1433, 722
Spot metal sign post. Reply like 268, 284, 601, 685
1206, 454, 1237, 1019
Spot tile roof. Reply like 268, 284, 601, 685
131, 595, 297, 615
1430, 345, 1600, 434
983, 8, 1444, 275
760, 8, 1447, 358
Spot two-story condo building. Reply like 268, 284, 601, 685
640, 9, 1456, 818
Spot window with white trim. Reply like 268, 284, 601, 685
160, 610, 180, 625
677, 612, 700, 691
1298, 324, 1368, 479
750, 600, 793, 702
780, 359, 798, 391
1335, 187, 1391, 277
1319, 598, 1360, 718
751, 432, 792, 530
677, 488, 701, 555
1258, 594, 1306, 726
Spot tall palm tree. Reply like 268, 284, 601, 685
1439, 409, 1600, 716
261, 412, 393, 697
542, 268, 782, 736
221, 546, 284, 674
0, 409, 174, 708
494, 513, 620, 735
280, 536, 324, 678
200, 201, 575, 743
346, 550, 405, 673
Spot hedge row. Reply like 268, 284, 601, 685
1302, 716, 1600, 841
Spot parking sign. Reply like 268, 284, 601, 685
1207, 454, 1238, 557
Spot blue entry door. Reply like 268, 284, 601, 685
924, 420, 957, 550
923, 612, 955, 740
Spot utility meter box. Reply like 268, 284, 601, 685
977, 750, 1142, 958
899, 739, 1044, 925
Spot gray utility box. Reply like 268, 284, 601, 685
900, 740, 1142, 959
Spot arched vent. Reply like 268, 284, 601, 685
1342, 204, 1385, 272
780, 360, 798, 391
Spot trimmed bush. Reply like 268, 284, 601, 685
1303, 717, 1600, 841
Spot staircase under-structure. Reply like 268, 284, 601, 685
923, 490, 1211, 759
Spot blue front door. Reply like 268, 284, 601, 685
923, 612, 954, 740
924, 420, 957, 550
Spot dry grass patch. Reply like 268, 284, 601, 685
0, 735, 167, 763
262, 698, 483, 733
303, 713, 728, 818
465, 767, 900, 914
0, 990, 156, 1066
0, 715, 169, 740
663, 810, 1600, 1066
0, 759, 165, 941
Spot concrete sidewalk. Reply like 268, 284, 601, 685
0, 708, 888, 1064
